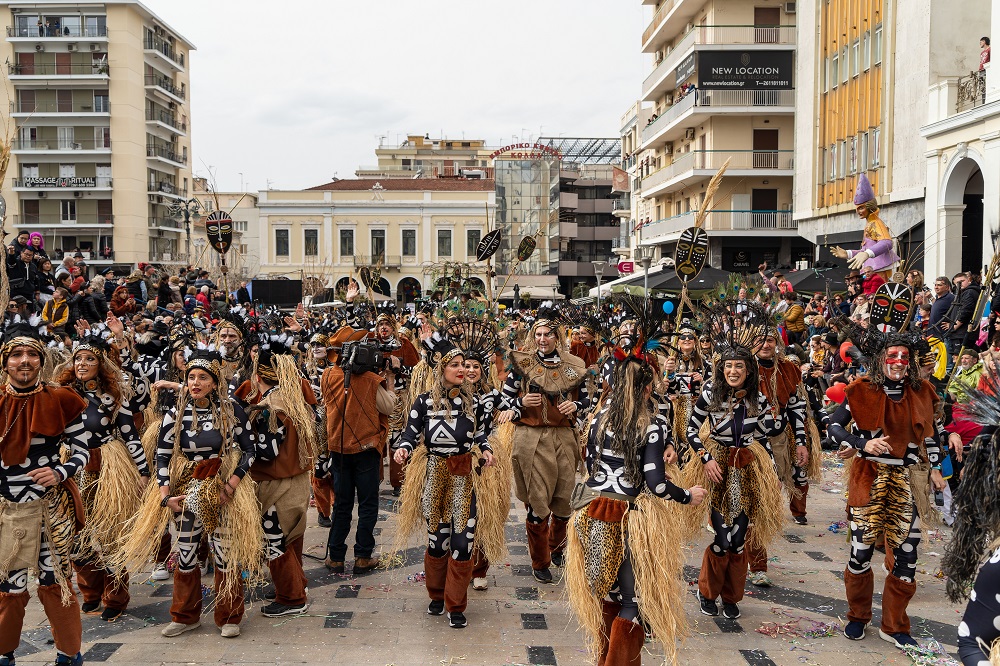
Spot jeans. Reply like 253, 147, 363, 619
326, 448, 381, 561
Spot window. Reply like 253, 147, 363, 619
831, 54, 839, 88
339, 229, 354, 257
59, 164, 75, 178
848, 136, 857, 174
371, 229, 385, 262
839, 139, 847, 178
467, 229, 481, 258
828, 144, 837, 181
859, 132, 869, 172
235, 220, 247, 232
60, 200, 76, 222
304, 229, 318, 256
862, 31, 871, 70
841, 47, 849, 83
872, 127, 881, 167
57, 127, 74, 149
851, 40, 860, 77
94, 92, 109, 113
402, 229, 416, 257
437, 229, 452, 257
874, 24, 882, 65
95, 127, 110, 148
21, 164, 38, 179
275, 229, 289, 257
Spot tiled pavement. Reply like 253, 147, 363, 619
12, 455, 963, 665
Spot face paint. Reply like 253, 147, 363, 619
870, 282, 914, 333
885, 350, 910, 366
674, 226, 709, 282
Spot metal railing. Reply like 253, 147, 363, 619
144, 75, 186, 99
10, 100, 109, 114
12, 176, 112, 188
7, 25, 108, 38
957, 71, 987, 113
12, 138, 110, 150
143, 37, 185, 67
613, 196, 631, 211
642, 0, 683, 46
8, 62, 108, 76
145, 109, 186, 132
352, 255, 370, 266
641, 90, 794, 147
612, 234, 630, 249
147, 144, 188, 164
148, 182, 187, 197
148, 217, 182, 229
641, 149, 793, 193
11, 214, 114, 226
641, 209, 795, 240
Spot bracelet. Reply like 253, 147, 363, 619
160, 495, 172, 508
932, 465, 942, 471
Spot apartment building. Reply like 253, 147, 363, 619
1, 1, 194, 267
793, 0, 984, 272
635, 0, 809, 272
355, 134, 494, 180
256, 179, 494, 305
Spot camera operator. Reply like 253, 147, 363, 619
317, 327, 397, 576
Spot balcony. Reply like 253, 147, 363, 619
640, 149, 794, 198
9, 100, 109, 117
7, 25, 108, 39
12, 176, 112, 190
613, 196, 631, 217
640, 89, 795, 151
639, 209, 795, 244
144, 74, 186, 102
144, 37, 185, 71
11, 214, 113, 228
149, 217, 183, 231
643, 25, 796, 102
957, 71, 987, 114
148, 182, 188, 199
8, 61, 109, 80
147, 144, 188, 167
559, 192, 579, 209
145, 109, 187, 134
12, 138, 111, 154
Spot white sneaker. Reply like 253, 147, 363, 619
472, 577, 488, 590
151, 564, 170, 581
220, 623, 240, 638
161, 621, 200, 637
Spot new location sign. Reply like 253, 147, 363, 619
697, 50, 794, 90
617, 261, 635, 274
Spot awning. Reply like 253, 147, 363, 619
497, 287, 566, 301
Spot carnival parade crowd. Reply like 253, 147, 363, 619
3, 180, 1000, 666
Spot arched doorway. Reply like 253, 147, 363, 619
334, 276, 350, 295
942, 156, 986, 274
962, 169, 984, 273
398, 277, 422, 303
464, 277, 485, 295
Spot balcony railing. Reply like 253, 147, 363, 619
12, 176, 111, 188
353, 255, 370, 266
143, 37, 185, 68
147, 144, 188, 165
612, 234, 630, 249
613, 196, 631, 211
641, 149, 794, 193
957, 71, 987, 113
12, 214, 113, 227
149, 181, 187, 197
144, 75, 186, 100
8, 62, 108, 76
641, 90, 795, 147
12, 139, 110, 151
7, 25, 108, 38
145, 109, 186, 132
641, 209, 795, 241
10, 101, 109, 114
149, 217, 183, 229
642, 0, 683, 47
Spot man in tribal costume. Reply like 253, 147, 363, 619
501, 313, 589, 584
0, 325, 90, 666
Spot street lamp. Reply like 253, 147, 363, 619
591, 260, 606, 312
168, 198, 201, 264
636, 245, 654, 296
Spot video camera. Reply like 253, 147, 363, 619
339, 339, 391, 375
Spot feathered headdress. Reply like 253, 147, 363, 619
608, 293, 674, 365
442, 317, 499, 366
701, 298, 773, 361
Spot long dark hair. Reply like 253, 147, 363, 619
707, 355, 760, 416
595, 358, 655, 489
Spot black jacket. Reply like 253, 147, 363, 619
5, 255, 37, 302
950, 284, 982, 340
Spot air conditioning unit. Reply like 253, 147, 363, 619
685, 128, 696, 140
37, 192, 46, 198
784, 1, 796, 13
685, 22, 695, 32
34, 44, 44, 52
168, 102, 176, 110
89, 43, 100, 51
67, 43, 77, 52
154, 26, 163, 35
73, 191, 82, 198
664, 142, 674, 154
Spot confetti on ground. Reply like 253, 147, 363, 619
756, 608, 840, 639
828, 520, 848, 534
901, 638, 960, 665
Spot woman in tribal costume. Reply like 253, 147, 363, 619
566, 356, 706, 666
684, 299, 786, 621
393, 340, 495, 629
57, 329, 149, 622
115, 349, 270, 639
664, 324, 709, 465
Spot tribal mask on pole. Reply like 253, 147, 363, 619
674, 226, 709, 282
205, 211, 233, 255
870, 282, 914, 333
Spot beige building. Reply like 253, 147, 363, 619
1, 0, 194, 268
355, 134, 494, 180
190, 177, 260, 279
634, 0, 807, 271
256, 179, 495, 304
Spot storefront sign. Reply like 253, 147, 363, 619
22, 177, 96, 188
675, 53, 696, 84
617, 261, 634, 274
490, 143, 562, 161
697, 51, 793, 90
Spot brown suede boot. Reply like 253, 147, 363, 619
697, 546, 729, 608
597, 601, 622, 666
880, 574, 917, 636
0, 591, 30, 655
844, 569, 874, 625
548, 515, 569, 565
525, 520, 551, 572
604, 616, 643, 665
36, 583, 82, 656
444, 558, 475, 614
213, 569, 245, 629
424, 551, 449, 605
169, 568, 203, 625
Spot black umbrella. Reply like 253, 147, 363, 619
785, 267, 849, 295
649, 265, 732, 292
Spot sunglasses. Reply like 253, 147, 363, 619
678, 334, 696, 340
7, 304, 17, 309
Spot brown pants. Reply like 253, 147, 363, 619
37, 583, 83, 656
268, 536, 308, 607
698, 546, 748, 604
312, 475, 334, 518
74, 559, 130, 611
845, 568, 917, 634
389, 448, 406, 489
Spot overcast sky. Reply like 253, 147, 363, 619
150, 0, 648, 192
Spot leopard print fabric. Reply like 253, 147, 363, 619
421, 455, 473, 531
573, 504, 625, 600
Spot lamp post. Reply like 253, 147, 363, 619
591, 260, 606, 312
168, 198, 201, 264
636, 245, 654, 296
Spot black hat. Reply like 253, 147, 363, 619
824, 332, 839, 347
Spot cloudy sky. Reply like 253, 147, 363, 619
151, 1, 648, 192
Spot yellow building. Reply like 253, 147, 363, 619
635, 0, 808, 271
0, 0, 194, 268
355, 134, 495, 180
256, 179, 495, 304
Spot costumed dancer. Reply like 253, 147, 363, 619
374, 308, 420, 496
61, 326, 149, 622
500, 310, 589, 583
684, 299, 786, 620
831, 174, 900, 282
827, 328, 945, 648
664, 323, 708, 465
304, 331, 334, 528
566, 323, 707, 666
393, 340, 494, 629
0, 324, 89, 666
